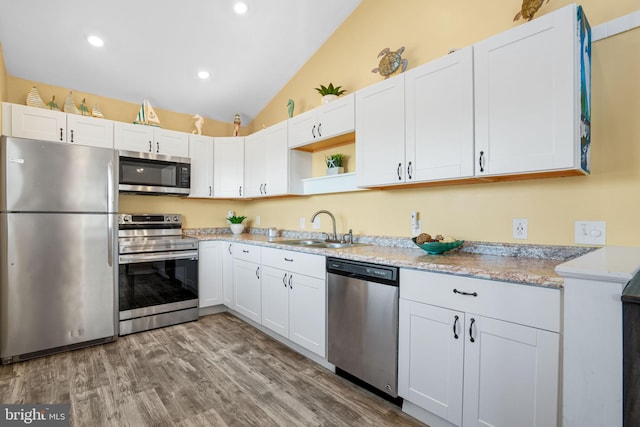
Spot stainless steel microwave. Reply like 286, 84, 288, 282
118, 150, 190, 196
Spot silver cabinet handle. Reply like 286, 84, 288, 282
312, 125, 316, 138
479, 151, 485, 173
239, 186, 242, 197
407, 161, 412, 180
397, 163, 402, 180
227, 244, 232, 254
284, 257, 293, 262
256, 266, 260, 279
263, 183, 267, 195
60, 128, 64, 141
156, 142, 160, 153
149, 141, 152, 152
283, 273, 288, 287
70, 129, 74, 143
242, 249, 249, 253
288, 274, 293, 289
453, 315, 459, 339
318, 123, 322, 137
209, 186, 212, 197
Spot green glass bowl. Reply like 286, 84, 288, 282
412, 237, 464, 255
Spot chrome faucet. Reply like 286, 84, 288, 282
310, 210, 338, 242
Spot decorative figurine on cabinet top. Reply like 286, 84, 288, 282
514, 0, 550, 21
63, 92, 79, 115
78, 98, 90, 116
192, 114, 204, 135
134, 99, 161, 127
372, 47, 408, 79
287, 99, 295, 118
233, 113, 241, 136
91, 104, 104, 118
26, 86, 46, 109
46, 95, 59, 111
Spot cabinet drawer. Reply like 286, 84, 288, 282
232, 242, 261, 263
262, 247, 325, 278
400, 269, 560, 332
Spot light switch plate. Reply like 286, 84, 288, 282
575, 221, 606, 245
299, 217, 305, 229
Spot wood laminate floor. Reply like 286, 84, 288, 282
0, 313, 426, 426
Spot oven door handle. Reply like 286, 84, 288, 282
119, 250, 199, 264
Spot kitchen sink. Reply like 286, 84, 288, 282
277, 239, 364, 249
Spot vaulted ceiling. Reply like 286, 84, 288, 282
0, 0, 362, 123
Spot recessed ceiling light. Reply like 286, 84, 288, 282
197, 71, 210, 79
233, 1, 248, 15
87, 35, 104, 47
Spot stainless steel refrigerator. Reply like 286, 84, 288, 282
0, 136, 118, 363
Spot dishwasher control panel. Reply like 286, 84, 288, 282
327, 257, 398, 285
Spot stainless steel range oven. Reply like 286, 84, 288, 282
118, 214, 198, 335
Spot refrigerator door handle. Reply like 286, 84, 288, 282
107, 217, 113, 267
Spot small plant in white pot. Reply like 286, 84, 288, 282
325, 153, 345, 175
314, 83, 346, 105
227, 215, 247, 234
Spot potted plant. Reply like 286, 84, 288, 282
227, 215, 247, 235
325, 153, 345, 175
314, 83, 347, 104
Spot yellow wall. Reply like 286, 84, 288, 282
3, 1, 640, 246
244, 0, 640, 246
0, 43, 8, 130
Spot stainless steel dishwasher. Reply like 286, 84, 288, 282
327, 257, 400, 398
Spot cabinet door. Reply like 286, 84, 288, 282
264, 121, 289, 196
233, 259, 261, 323
261, 265, 290, 338
155, 128, 189, 157
316, 93, 355, 140
398, 299, 464, 426
188, 135, 214, 198
289, 272, 326, 357
66, 114, 114, 149
244, 130, 267, 198
198, 241, 223, 308
356, 74, 406, 187
10, 104, 66, 143
474, 4, 579, 176
114, 121, 154, 153
462, 316, 559, 427
213, 137, 244, 198
287, 109, 317, 148
222, 242, 234, 308
405, 47, 474, 182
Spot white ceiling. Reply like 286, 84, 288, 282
0, 0, 361, 124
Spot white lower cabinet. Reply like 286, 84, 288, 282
261, 247, 326, 357
399, 269, 560, 427
222, 241, 234, 308
198, 241, 223, 307
232, 243, 261, 322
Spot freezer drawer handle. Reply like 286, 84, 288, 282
453, 288, 478, 297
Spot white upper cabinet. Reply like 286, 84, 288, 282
213, 137, 244, 198
66, 114, 114, 149
288, 93, 355, 148
474, 4, 591, 177
3, 103, 113, 149
244, 129, 267, 198
114, 122, 189, 157
405, 46, 474, 182
188, 134, 214, 198
355, 74, 406, 187
113, 121, 154, 153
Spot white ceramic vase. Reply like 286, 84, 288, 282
230, 223, 245, 235
326, 166, 344, 175
322, 94, 338, 104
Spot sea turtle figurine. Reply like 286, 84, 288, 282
372, 46, 408, 79
514, 0, 549, 22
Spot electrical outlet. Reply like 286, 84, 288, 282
410, 211, 421, 235
255, 215, 261, 225
513, 218, 528, 239
575, 221, 606, 245
227, 210, 234, 218
299, 217, 305, 229
312, 217, 321, 229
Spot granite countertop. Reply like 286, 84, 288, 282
185, 228, 595, 289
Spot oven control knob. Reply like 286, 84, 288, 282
173, 215, 179, 222
122, 215, 131, 222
